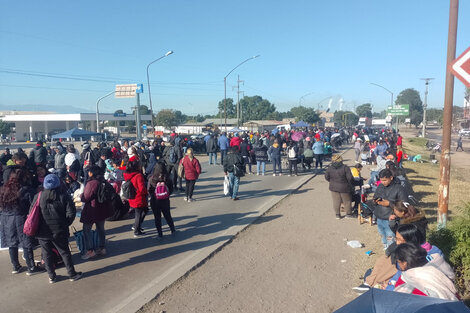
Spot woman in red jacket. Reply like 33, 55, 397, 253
123, 157, 148, 237
180, 148, 201, 202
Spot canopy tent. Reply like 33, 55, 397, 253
291, 121, 310, 128
228, 127, 244, 133
334, 288, 469, 313
51, 128, 101, 140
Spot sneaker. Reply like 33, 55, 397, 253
131, 226, 145, 232
273, 173, 276, 176
352, 283, 370, 294
232, 197, 239, 201
95, 248, 107, 256
81, 250, 97, 260
187, 198, 194, 202
49, 275, 57, 284
278, 173, 282, 176
26, 266, 46, 276
134, 231, 145, 238
11, 266, 22, 274
256, 173, 260, 176
335, 214, 342, 220
69, 272, 83, 282
183, 197, 188, 201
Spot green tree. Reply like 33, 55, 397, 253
155, 109, 178, 129
239, 95, 277, 121
217, 98, 236, 118
288, 106, 320, 124
395, 88, 423, 126
426, 108, 444, 125
0, 120, 12, 136
372, 110, 386, 118
355, 103, 373, 118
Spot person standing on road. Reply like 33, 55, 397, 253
324, 154, 355, 220
80, 165, 112, 260
148, 162, 176, 239
162, 141, 182, 191
239, 137, 253, 174
268, 140, 282, 176
287, 141, 299, 176
354, 138, 362, 163
180, 148, 201, 202
224, 146, 245, 200
34, 174, 82, 283
206, 134, 218, 165
254, 140, 268, 175
123, 157, 148, 237
456, 136, 463, 152
312, 137, 324, 170
218, 132, 230, 166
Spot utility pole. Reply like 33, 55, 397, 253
438, 0, 458, 229
234, 75, 244, 127
421, 78, 434, 138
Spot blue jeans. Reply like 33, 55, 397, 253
256, 161, 266, 175
376, 218, 395, 248
272, 156, 282, 174
209, 152, 217, 164
228, 172, 240, 199
220, 150, 227, 165
83, 220, 106, 251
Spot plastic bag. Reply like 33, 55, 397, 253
347, 240, 363, 248
223, 175, 230, 196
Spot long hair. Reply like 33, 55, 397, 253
0, 170, 22, 209
394, 201, 418, 219
125, 159, 141, 173
149, 162, 168, 188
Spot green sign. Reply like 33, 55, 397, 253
387, 104, 410, 116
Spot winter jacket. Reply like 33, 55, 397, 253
324, 162, 354, 193
230, 136, 242, 148
54, 149, 66, 169
223, 151, 244, 175
287, 146, 299, 161
79, 176, 112, 224
206, 137, 218, 153
303, 148, 314, 158
254, 145, 269, 162
0, 186, 35, 248
162, 145, 182, 165
29, 145, 47, 165
218, 135, 230, 150
268, 145, 282, 159
389, 210, 428, 237
181, 156, 202, 181
35, 188, 75, 240
239, 142, 251, 157
123, 171, 148, 209
373, 179, 408, 220
312, 141, 324, 155
0, 152, 12, 166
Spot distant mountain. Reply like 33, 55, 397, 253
0, 104, 93, 113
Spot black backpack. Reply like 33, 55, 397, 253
168, 146, 178, 164
97, 180, 116, 203
121, 180, 136, 200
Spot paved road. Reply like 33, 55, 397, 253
0, 155, 326, 313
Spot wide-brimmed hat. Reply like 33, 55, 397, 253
331, 154, 343, 163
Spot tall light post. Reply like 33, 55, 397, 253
421, 78, 434, 138
146, 50, 174, 139
224, 55, 260, 131
96, 91, 115, 133
316, 96, 332, 111
371, 82, 394, 127
299, 91, 315, 106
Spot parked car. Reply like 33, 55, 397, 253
459, 129, 470, 137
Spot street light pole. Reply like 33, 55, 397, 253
299, 91, 315, 106
224, 55, 260, 131
421, 78, 434, 138
371, 82, 394, 127
96, 91, 115, 133
146, 50, 173, 139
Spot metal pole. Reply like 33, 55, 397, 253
136, 93, 142, 140
96, 91, 115, 134
438, 0, 458, 229
421, 78, 434, 138
224, 77, 227, 131
146, 51, 173, 140
237, 75, 240, 127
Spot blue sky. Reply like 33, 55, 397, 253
0, 0, 469, 115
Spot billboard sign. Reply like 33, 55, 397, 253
115, 84, 138, 98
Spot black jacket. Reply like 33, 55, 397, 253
29, 145, 47, 165
254, 145, 268, 162
325, 162, 354, 193
34, 188, 76, 240
206, 137, 218, 153
223, 151, 244, 175
373, 178, 408, 220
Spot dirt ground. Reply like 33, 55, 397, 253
139, 149, 383, 313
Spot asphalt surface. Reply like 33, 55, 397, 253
0, 154, 324, 313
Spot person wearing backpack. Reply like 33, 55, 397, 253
148, 162, 176, 239
80, 165, 113, 260
223, 146, 245, 200
287, 141, 299, 176
34, 174, 82, 283
180, 148, 201, 202
123, 157, 148, 237
162, 141, 181, 192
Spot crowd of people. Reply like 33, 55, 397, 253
323, 127, 461, 300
